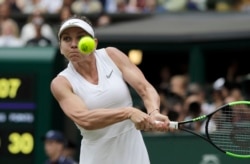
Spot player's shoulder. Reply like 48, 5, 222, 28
105, 46, 120, 53
96, 47, 121, 60
105, 46, 117, 50
50, 75, 71, 92
104, 47, 126, 58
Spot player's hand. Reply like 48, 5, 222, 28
128, 107, 153, 131
149, 112, 170, 132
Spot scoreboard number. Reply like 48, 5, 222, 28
8, 132, 34, 154
0, 78, 21, 99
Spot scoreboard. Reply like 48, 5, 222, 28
0, 47, 63, 164
0, 75, 35, 163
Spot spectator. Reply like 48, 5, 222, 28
206, 0, 234, 11
186, 0, 208, 11
159, 0, 187, 12
21, 0, 46, 14
236, 0, 250, 12
126, 0, 142, 13
22, 0, 63, 14
0, 18, 24, 47
25, 14, 52, 47
62, 139, 78, 164
59, 6, 74, 22
158, 66, 171, 93
42, 130, 77, 164
39, 0, 63, 14
96, 13, 111, 27
20, 10, 57, 46
4, 0, 24, 13
187, 83, 213, 116
205, 78, 228, 123
103, 0, 139, 13
212, 77, 229, 102
183, 94, 202, 132
116, 0, 130, 13
166, 92, 185, 122
71, 0, 103, 14
228, 86, 244, 101
0, 1, 11, 25
101, 0, 117, 13
139, 0, 166, 13
169, 74, 189, 99
62, 0, 75, 7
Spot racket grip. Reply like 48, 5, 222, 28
154, 121, 179, 129
169, 121, 178, 129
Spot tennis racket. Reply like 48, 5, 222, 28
159, 100, 250, 158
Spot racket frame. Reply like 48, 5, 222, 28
168, 101, 250, 158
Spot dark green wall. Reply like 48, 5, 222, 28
143, 133, 250, 164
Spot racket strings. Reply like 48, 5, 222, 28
207, 105, 250, 155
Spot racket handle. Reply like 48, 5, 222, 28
169, 121, 178, 129
154, 121, 179, 129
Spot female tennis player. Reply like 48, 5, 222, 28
50, 15, 170, 164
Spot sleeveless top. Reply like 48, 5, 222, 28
58, 48, 150, 164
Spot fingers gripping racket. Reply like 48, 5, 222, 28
163, 101, 250, 158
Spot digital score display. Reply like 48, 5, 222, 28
0, 76, 36, 163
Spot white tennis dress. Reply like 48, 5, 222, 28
59, 48, 150, 164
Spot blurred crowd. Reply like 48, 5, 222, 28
138, 64, 250, 134
1, 0, 250, 15
1, 0, 249, 135
1, 0, 250, 47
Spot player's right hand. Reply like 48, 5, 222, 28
128, 107, 153, 131
149, 112, 171, 132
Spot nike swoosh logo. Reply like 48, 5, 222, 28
106, 70, 113, 78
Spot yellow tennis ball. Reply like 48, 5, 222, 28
78, 36, 95, 55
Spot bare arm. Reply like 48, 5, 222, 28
106, 47, 170, 130
106, 47, 159, 113
50, 76, 150, 130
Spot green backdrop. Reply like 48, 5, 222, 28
143, 133, 250, 164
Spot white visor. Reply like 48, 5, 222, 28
58, 18, 95, 39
